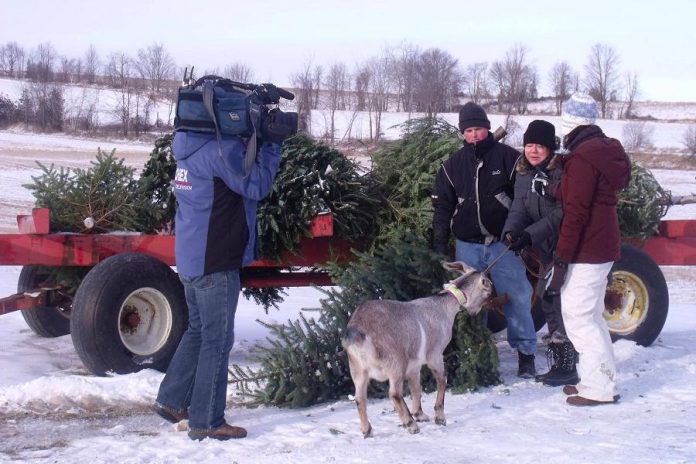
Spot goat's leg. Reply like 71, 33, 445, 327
348, 356, 372, 437
389, 377, 419, 434
428, 358, 448, 426
407, 369, 429, 422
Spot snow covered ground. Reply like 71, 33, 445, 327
1, 128, 696, 463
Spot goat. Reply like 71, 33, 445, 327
341, 261, 493, 437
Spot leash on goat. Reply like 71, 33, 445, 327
482, 243, 511, 275
519, 249, 546, 279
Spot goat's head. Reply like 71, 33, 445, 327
441, 261, 493, 315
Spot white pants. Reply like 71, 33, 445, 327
560, 262, 617, 401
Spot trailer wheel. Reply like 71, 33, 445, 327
18, 266, 72, 337
604, 244, 668, 347
70, 253, 188, 376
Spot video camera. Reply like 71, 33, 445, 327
175, 67, 298, 144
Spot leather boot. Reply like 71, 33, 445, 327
517, 352, 536, 378
188, 422, 248, 441
542, 341, 579, 386
535, 343, 559, 383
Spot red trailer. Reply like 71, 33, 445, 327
0, 208, 355, 375
1, 208, 693, 376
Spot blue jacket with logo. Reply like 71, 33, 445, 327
172, 132, 281, 277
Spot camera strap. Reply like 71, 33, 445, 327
202, 79, 257, 179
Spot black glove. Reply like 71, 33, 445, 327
531, 171, 550, 196
504, 230, 531, 252
261, 108, 298, 144
433, 241, 449, 256
544, 258, 568, 297
432, 226, 450, 256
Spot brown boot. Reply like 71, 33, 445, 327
566, 395, 620, 406
562, 385, 579, 395
153, 402, 189, 423
188, 422, 248, 441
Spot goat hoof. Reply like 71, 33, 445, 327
406, 422, 420, 434
362, 425, 373, 438
435, 417, 447, 426
414, 412, 430, 422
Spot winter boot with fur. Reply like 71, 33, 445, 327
541, 341, 579, 387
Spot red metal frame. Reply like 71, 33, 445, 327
0, 233, 355, 268
1, 208, 351, 267
628, 220, 696, 266
3, 211, 696, 316
0, 291, 48, 315
0, 209, 357, 315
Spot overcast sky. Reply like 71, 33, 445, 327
1, 0, 694, 102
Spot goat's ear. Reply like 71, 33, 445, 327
442, 261, 477, 275
448, 271, 475, 288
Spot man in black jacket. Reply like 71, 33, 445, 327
432, 102, 537, 377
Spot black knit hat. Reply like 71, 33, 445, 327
458, 102, 491, 131
523, 120, 556, 152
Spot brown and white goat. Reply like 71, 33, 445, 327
341, 261, 492, 437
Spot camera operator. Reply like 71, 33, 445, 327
153, 124, 284, 440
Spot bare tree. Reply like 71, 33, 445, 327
622, 122, 654, 151
388, 42, 419, 112
64, 86, 100, 132
683, 126, 696, 159
223, 62, 253, 82
105, 52, 132, 88
84, 45, 100, 84
324, 61, 349, 142
0, 42, 26, 77
290, 61, 316, 133
20, 81, 64, 131
312, 65, 323, 109
366, 55, 392, 141
489, 44, 536, 114
584, 43, 620, 119
354, 65, 370, 112
412, 48, 461, 116
58, 56, 78, 83
105, 51, 135, 136
549, 61, 575, 115
622, 72, 639, 119
463, 62, 489, 104
28, 42, 57, 82
134, 43, 176, 94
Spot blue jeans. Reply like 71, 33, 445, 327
455, 240, 536, 355
156, 270, 240, 430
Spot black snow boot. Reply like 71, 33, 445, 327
541, 341, 579, 387
535, 343, 560, 383
517, 352, 536, 378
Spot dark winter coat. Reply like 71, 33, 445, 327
432, 133, 521, 249
502, 155, 563, 261
172, 131, 281, 277
555, 125, 631, 264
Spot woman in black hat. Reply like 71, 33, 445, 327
502, 119, 578, 387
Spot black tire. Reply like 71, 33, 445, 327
605, 244, 669, 347
70, 253, 188, 376
18, 266, 72, 337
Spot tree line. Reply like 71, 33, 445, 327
0, 40, 642, 141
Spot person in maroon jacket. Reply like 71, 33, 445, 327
545, 93, 631, 406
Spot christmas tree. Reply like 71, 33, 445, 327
230, 118, 501, 407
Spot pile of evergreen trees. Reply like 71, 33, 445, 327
229, 119, 501, 407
